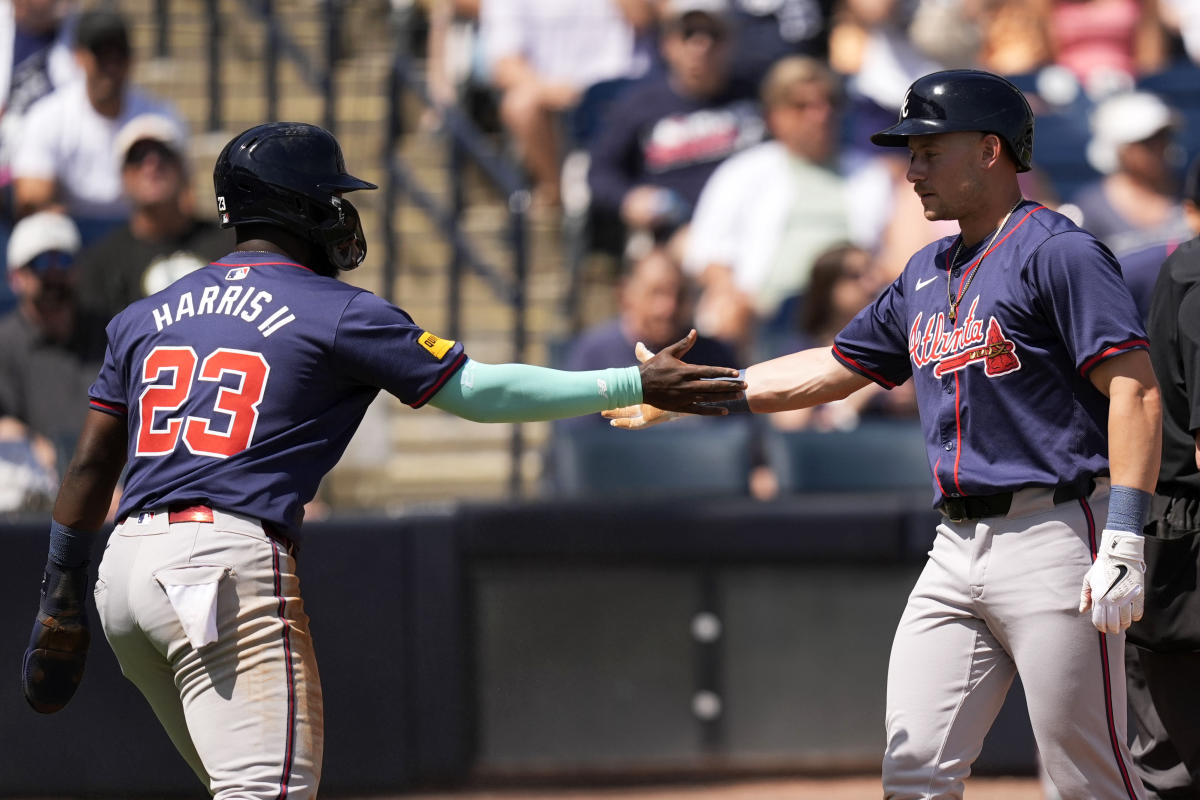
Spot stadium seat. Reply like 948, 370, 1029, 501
766, 420, 930, 493
550, 420, 755, 498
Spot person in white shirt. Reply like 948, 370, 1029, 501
683, 55, 891, 355
480, 0, 653, 208
11, 8, 182, 245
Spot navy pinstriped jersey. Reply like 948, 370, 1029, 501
88, 252, 467, 541
833, 201, 1148, 505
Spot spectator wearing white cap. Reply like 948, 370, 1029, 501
1066, 90, 1193, 257
75, 112, 232, 322
10, 8, 183, 244
0, 209, 107, 472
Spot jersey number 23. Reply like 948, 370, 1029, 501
136, 346, 269, 459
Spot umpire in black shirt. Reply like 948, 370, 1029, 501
1129, 155, 1200, 798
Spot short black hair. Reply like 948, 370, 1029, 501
74, 9, 130, 56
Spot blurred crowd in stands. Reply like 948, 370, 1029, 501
428, 0, 1200, 497
0, 3, 232, 511
4, 0, 1200, 509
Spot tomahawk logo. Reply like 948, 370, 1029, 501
933, 318, 1021, 378
909, 299, 1022, 379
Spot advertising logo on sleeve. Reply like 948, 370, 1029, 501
908, 297, 1022, 379
418, 331, 455, 360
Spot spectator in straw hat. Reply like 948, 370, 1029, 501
76, 112, 231, 322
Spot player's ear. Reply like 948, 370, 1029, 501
979, 133, 1004, 169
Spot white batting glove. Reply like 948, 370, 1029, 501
1079, 529, 1145, 635
600, 341, 682, 430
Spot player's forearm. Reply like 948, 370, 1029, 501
428, 359, 641, 422
744, 347, 872, 413
1106, 377, 1162, 494
52, 410, 127, 531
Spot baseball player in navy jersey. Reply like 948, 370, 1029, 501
607, 70, 1162, 800
18, 121, 745, 799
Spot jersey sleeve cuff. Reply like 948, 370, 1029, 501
410, 351, 468, 409
1079, 339, 1149, 377
89, 399, 127, 417
831, 344, 898, 389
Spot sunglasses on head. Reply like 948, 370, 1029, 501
125, 138, 180, 167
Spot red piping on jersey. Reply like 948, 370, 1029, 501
936, 206, 1045, 498
952, 373, 966, 495
1080, 497, 1140, 800
89, 399, 127, 415
272, 542, 297, 800
945, 206, 1045, 302
412, 351, 468, 408
831, 345, 897, 389
1079, 340, 1150, 377
932, 459, 946, 497
208, 260, 314, 272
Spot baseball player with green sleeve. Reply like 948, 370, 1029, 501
607, 70, 1162, 800
18, 121, 745, 800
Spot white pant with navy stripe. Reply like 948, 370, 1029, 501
884, 481, 1144, 800
95, 508, 322, 799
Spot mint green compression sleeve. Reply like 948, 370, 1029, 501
427, 359, 643, 422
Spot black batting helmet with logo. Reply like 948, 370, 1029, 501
871, 69, 1035, 172
213, 122, 377, 271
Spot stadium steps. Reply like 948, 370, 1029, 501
117, 0, 600, 508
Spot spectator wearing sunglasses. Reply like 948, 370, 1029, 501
0, 210, 107, 475
76, 113, 232, 322
588, 0, 765, 240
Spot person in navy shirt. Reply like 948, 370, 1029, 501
19, 122, 744, 799
609, 71, 1162, 800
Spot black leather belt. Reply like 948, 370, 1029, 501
938, 493, 1012, 522
937, 481, 1093, 523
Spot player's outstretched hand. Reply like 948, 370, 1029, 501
635, 330, 745, 416
604, 341, 681, 429
22, 562, 91, 713
1079, 529, 1146, 635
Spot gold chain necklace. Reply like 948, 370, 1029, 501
946, 198, 1024, 324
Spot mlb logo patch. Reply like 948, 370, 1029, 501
226, 266, 250, 281
137, 512, 155, 524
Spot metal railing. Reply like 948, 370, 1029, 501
148, 1, 532, 495
153, 0, 339, 133
382, 44, 531, 496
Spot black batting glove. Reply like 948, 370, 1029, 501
22, 561, 91, 713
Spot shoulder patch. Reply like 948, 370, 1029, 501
419, 331, 455, 360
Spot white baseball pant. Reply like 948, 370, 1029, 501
94, 507, 322, 799
884, 482, 1144, 800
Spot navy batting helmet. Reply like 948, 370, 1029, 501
871, 70, 1035, 172
214, 122, 377, 271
